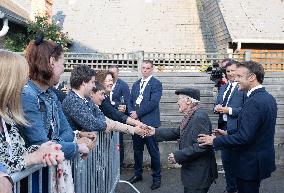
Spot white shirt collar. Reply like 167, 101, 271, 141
73, 90, 86, 100
141, 75, 153, 83
230, 81, 238, 87
247, 85, 263, 97
112, 82, 117, 90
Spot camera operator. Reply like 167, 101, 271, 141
207, 58, 235, 92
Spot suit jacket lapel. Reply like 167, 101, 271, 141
227, 84, 238, 104
140, 77, 153, 96
218, 84, 228, 104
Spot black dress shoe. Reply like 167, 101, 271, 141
151, 181, 161, 190
128, 175, 142, 184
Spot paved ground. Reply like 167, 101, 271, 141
115, 166, 284, 193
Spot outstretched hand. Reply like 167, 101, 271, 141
168, 153, 176, 164
213, 129, 227, 136
134, 124, 156, 138
145, 126, 155, 136
197, 134, 216, 146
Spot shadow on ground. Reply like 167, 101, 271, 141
115, 166, 284, 193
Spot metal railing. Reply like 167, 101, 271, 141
63, 51, 284, 72
10, 132, 140, 193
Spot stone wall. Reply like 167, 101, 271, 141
52, 0, 216, 53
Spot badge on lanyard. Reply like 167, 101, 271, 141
136, 95, 143, 105
136, 80, 146, 105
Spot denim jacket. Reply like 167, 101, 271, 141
20, 80, 78, 160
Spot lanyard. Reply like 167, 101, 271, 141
1, 118, 13, 160
139, 80, 146, 96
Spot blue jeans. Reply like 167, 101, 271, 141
221, 149, 237, 193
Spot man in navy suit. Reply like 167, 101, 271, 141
198, 61, 277, 193
214, 60, 246, 193
128, 60, 162, 190
108, 65, 131, 167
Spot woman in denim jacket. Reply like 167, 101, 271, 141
20, 37, 89, 193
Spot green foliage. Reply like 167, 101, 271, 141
4, 32, 28, 52
4, 14, 71, 51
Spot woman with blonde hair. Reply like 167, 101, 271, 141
0, 50, 64, 174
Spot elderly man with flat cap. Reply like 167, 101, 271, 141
148, 88, 217, 193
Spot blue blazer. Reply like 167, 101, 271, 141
215, 83, 246, 133
213, 87, 277, 181
112, 78, 131, 110
129, 76, 163, 127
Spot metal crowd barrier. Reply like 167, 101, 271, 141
10, 132, 140, 193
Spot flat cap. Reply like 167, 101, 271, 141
175, 88, 200, 101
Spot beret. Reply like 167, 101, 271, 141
175, 88, 200, 101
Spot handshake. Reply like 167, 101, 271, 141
134, 124, 156, 138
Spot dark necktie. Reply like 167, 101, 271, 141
139, 80, 146, 95
222, 83, 233, 107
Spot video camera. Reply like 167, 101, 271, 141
206, 62, 226, 88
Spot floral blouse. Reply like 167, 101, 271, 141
0, 123, 38, 174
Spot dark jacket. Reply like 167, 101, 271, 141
214, 87, 277, 181
112, 78, 131, 111
129, 76, 162, 127
155, 108, 218, 188
99, 96, 128, 124
215, 83, 246, 133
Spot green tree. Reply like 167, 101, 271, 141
4, 14, 71, 52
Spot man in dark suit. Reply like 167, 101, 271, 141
198, 61, 278, 193
108, 65, 131, 167
149, 88, 217, 193
214, 60, 246, 193
128, 60, 163, 190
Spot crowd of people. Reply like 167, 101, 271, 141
0, 37, 278, 193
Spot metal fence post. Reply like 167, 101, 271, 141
137, 51, 144, 78
244, 50, 252, 61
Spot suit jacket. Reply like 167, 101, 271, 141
129, 76, 163, 127
99, 97, 128, 124
215, 83, 246, 133
155, 108, 218, 188
213, 87, 277, 181
112, 78, 131, 110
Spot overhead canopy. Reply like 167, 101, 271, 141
0, 0, 29, 25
